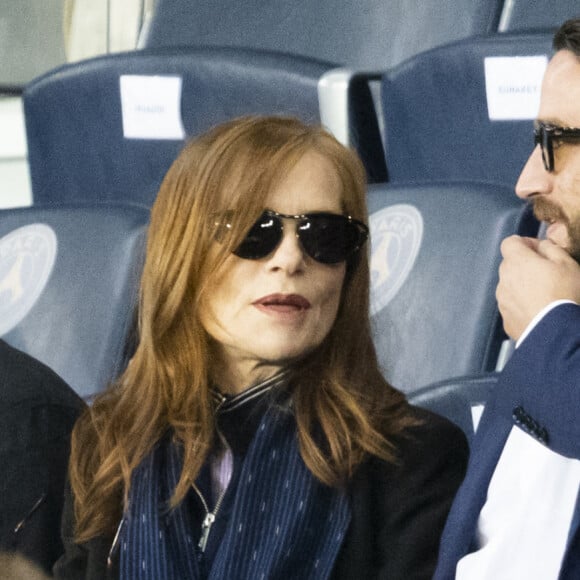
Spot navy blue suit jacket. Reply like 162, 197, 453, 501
435, 303, 580, 579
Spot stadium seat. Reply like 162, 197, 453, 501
23, 47, 384, 207
367, 181, 538, 394
498, 0, 578, 32
380, 32, 554, 187
408, 372, 499, 444
140, 0, 503, 71
0, 203, 148, 399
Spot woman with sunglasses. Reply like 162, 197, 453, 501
54, 116, 468, 579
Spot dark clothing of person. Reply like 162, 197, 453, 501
54, 381, 468, 579
0, 339, 85, 575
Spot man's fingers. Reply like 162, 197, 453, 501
536, 238, 576, 264
501, 235, 574, 267
519, 236, 541, 251
500, 235, 542, 261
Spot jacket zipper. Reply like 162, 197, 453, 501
107, 516, 125, 571
12, 492, 47, 538
105, 387, 241, 572
192, 481, 228, 552
193, 391, 231, 553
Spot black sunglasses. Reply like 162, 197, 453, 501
534, 121, 580, 172
215, 209, 369, 264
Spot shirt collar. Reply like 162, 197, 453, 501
210, 369, 291, 413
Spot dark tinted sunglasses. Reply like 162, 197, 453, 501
216, 210, 369, 264
534, 121, 580, 172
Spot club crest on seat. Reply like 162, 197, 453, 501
369, 204, 423, 315
0, 223, 57, 336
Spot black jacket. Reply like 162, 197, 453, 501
0, 340, 85, 575
54, 406, 467, 579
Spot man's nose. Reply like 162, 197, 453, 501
515, 145, 553, 200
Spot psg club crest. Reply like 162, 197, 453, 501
0, 224, 57, 335
369, 204, 423, 316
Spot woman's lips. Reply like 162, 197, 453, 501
252, 293, 311, 314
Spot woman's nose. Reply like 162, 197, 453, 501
266, 226, 306, 274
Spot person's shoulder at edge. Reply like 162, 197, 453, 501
346, 404, 469, 580
394, 404, 469, 465
357, 402, 469, 484
0, 339, 85, 411
361, 402, 470, 522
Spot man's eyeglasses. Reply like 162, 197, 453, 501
215, 209, 369, 264
534, 121, 580, 172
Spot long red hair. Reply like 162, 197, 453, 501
70, 116, 415, 541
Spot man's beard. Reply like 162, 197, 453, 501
532, 197, 580, 263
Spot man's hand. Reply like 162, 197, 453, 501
496, 235, 580, 340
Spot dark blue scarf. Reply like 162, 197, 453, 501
119, 407, 350, 579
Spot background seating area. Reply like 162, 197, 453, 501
139, 0, 504, 71
2, 0, 578, 435
23, 47, 384, 207
380, 32, 554, 187
367, 182, 538, 393
0, 204, 148, 400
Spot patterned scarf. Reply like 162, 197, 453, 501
119, 406, 350, 579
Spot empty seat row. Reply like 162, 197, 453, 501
23, 47, 383, 207
139, 0, 577, 70
139, 0, 504, 71
23, 30, 555, 209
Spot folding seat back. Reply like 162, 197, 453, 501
498, 0, 578, 32
408, 373, 499, 444
0, 204, 148, 399
381, 32, 554, 187
368, 181, 538, 394
141, 0, 503, 70
23, 47, 384, 206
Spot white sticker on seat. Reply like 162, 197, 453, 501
484, 56, 547, 120
120, 75, 186, 140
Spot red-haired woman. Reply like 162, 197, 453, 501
55, 116, 468, 579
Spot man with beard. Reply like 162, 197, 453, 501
434, 18, 580, 580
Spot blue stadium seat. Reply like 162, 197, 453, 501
367, 181, 538, 394
23, 47, 384, 206
408, 373, 499, 444
498, 0, 578, 32
0, 203, 148, 399
380, 32, 554, 187
140, 0, 503, 70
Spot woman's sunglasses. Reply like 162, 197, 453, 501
216, 209, 369, 264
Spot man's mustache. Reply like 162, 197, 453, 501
532, 197, 569, 225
